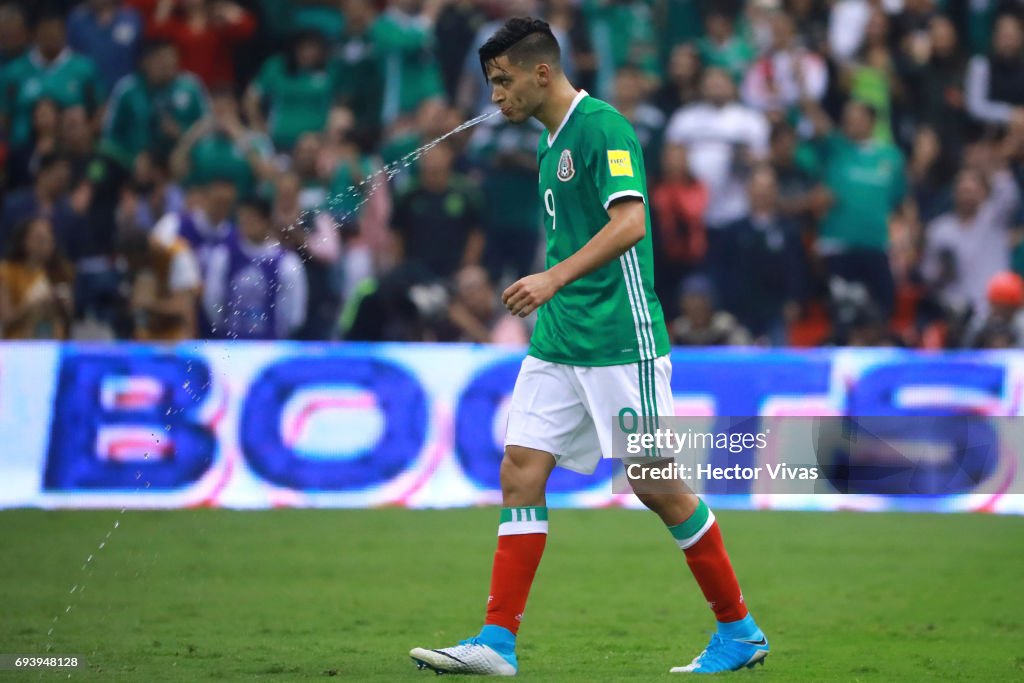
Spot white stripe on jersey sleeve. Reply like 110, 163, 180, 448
603, 189, 646, 210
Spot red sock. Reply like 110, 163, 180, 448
684, 522, 748, 623
484, 507, 548, 634
668, 501, 747, 623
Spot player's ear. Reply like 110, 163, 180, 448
535, 63, 551, 87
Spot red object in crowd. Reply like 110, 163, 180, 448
125, 0, 159, 20
146, 5, 256, 88
987, 271, 1024, 308
650, 179, 708, 265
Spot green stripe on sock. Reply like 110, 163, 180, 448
667, 500, 710, 541
500, 506, 549, 524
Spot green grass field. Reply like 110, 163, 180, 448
1, 508, 1022, 682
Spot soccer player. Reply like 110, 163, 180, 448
409, 18, 769, 676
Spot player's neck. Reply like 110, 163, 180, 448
535, 79, 582, 135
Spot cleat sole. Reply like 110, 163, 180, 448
744, 652, 768, 669
411, 656, 447, 675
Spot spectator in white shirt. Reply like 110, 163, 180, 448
742, 12, 828, 116
203, 197, 307, 340
666, 68, 770, 229
665, 68, 770, 290
922, 166, 1020, 326
965, 14, 1024, 127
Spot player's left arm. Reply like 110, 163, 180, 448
503, 114, 647, 318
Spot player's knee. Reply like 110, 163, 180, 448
636, 491, 696, 525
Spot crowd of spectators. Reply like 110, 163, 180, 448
3, 0, 1024, 349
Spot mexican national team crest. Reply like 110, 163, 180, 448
557, 149, 575, 182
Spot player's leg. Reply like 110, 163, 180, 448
579, 356, 768, 673
630, 475, 769, 673
409, 446, 555, 676
484, 445, 555, 637
412, 357, 590, 676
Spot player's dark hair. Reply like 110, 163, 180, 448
478, 17, 560, 80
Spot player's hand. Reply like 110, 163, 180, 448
502, 271, 561, 317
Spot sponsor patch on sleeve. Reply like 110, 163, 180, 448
607, 150, 633, 177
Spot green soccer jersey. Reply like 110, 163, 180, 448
253, 54, 338, 151
2, 48, 103, 146
814, 132, 906, 252
531, 92, 670, 367
101, 73, 208, 168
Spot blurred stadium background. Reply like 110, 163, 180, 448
1, 0, 1024, 680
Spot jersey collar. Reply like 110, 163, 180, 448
547, 89, 588, 147
29, 47, 72, 71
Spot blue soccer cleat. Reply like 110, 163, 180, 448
670, 615, 769, 673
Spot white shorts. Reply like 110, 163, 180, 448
504, 355, 674, 474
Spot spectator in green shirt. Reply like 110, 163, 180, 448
245, 29, 338, 152
467, 110, 542, 283
101, 40, 209, 170
582, 0, 659, 100
803, 97, 908, 317
379, 99, 461, 196
1, 9, 103, 148
324, 107, 378, 226
171, 87, 273, 200
696, 8, 756, 84
333, 0, 383, 136
338, 0, 445, 129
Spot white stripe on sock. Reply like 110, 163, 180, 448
674, 509, 717, 550
498, 520, 549, 536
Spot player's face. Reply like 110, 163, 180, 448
486, 56, 541, 124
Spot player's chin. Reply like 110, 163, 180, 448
501, 108, 527, 123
